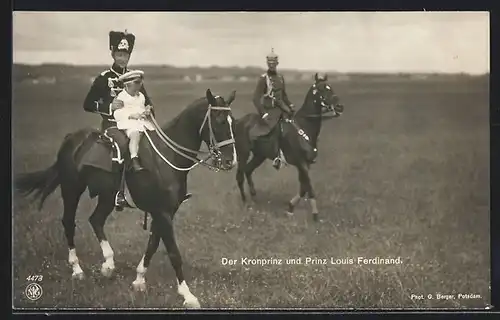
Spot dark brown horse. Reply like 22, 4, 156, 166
14, 89, 237, 308
234, 74, 344, 221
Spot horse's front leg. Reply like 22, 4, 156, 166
301, 165, 320, 222
287, 165, 308, 216
88, 192, 116, 277
245, 154, 266, 199
288, 164, 319, 222
132, 220, 161, 292
236, 149, 250, 203
157, 211, 200, 308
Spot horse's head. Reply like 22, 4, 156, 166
198, 88, 237, 171
310, 73, 344, 118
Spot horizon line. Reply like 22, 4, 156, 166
11, 62, 489, 76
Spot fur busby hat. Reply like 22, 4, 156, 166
109, 30, 135, 54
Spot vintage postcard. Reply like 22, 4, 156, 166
12, 11, 490, 310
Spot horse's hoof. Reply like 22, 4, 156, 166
250, 189, 257, 198
183, 296, 201, 309
72, 271, 85, 280
312, 213, 319, 222
132, 280, 147, 292
101, 264, 115, 278
285, 211, 294, 217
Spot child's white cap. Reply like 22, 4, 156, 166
119, 70, 144, 84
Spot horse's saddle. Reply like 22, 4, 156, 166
78, 131, 126, 173
249, 113, 282, 140
250, 117, 318, 164
97, 133, 125, 164
74, 131, 138, 208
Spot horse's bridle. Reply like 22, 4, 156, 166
144, 103, 235, 172
198, 104, 235, 167
309, 83, 340, 117
283, 82, 341, 148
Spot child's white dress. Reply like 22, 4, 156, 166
113, 90, 155, 137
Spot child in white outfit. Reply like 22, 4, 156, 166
113, 70, 155, 171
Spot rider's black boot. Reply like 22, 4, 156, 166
115, 161, 131, 211
131, 157, 144, 172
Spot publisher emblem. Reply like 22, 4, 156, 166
25, 283, 43, 301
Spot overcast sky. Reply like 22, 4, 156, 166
13, 11, 489, 74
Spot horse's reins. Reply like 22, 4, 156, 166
284, 118, 313, 144
142, 104, 234, 172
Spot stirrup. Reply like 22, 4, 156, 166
275, 149, 287, 167
272, 157, 282, 169
114, 191, 130, 211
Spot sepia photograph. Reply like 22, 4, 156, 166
12, 11, 490, 309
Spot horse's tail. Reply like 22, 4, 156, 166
14, 162, 60, 211
14, 128, 97, 211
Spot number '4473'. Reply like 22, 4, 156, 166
26, 275, 43, 282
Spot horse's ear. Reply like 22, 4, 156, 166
314, 73, 319, 82
226, 90, 236, 106
206, 89, 216, 105
323, 73, 328, 81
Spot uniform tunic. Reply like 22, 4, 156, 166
251, 70, 294, 137
83, 64, 153, 131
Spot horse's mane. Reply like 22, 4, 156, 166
161, 97, 207, 132
296, 85, 316, 118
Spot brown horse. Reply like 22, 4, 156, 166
14, 89, 237, 308
233, 74, 344, 221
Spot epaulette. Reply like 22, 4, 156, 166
261, 73, 267, 78
100, 69, 110, 76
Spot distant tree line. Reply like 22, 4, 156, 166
12, 63, 488, 84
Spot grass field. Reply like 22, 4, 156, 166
12, 77, 490, 309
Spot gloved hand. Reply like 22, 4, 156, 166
143, 105, 153, 116
334, 104, 344, 114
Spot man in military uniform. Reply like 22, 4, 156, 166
82, 30, 171, 211
251, 49, 296, 170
